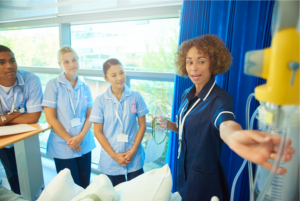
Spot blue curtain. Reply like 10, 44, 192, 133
165, 0, 274, 200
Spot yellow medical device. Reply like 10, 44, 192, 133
244, 1, 299, 201
244, 2, 299, 107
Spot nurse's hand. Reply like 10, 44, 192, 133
150, 115, 168, 129
124, 149, 136, 161
230, 130, 294, 174
67, 136, 83, 149
73, 145, 82, 152
113, 153, 131, 167
221, 121, 295, 174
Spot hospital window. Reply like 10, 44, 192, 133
70, 18, 179, 72
0, 18, 178, 171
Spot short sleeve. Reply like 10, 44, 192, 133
25, 74, 43, 113
212, 94, 235, 130
135, 91, 149, 118
42, 80, 58, 108
89, 96, 104, 123
85, 85, 93, 108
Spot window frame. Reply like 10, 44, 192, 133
1, 3, 181, 173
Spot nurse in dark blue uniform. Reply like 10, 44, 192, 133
160, 35, 295, 201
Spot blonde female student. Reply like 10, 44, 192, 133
89, 58, 149, 186
42, 46, 95, 188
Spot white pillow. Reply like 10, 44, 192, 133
71, 174, 117, 201
37, 168, 84, 201
114, 164, 172, 201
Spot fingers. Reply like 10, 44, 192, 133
270, 151, 294, 162
261, 161, 287, 175
67, 138, 73, 145
249, 131, 273, 143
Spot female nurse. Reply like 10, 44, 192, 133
89, 58, 149, 187
42, 46, 96, 188
158, 35, 295, 201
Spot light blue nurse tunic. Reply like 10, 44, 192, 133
89, 85, 149, 175
0, 70, 43, 148
42, 72, 96, 159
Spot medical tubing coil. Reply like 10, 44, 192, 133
256, 129, 288, 201
230, 93, 257, 201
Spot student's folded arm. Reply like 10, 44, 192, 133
44, 107, 72, 142
7, 111, 41, 125
0, 112, 22, 126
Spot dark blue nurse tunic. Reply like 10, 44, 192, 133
176, 77, 235, 201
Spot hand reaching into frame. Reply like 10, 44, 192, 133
228, 130, 295, 175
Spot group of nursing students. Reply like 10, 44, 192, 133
0, 34, 294, 201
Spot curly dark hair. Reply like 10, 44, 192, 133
175, 34, 232, 77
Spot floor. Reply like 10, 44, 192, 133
0, 157, 98, 191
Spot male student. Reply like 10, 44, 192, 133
0, 45, 43, 194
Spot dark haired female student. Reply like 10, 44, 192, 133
89, 59, 149, 186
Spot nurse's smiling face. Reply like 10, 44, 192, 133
59, 52, 79, 75
186, 46, 211, 92
104, 64, 126, 91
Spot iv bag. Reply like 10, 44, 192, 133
256, 106, 299, 201
144, 105, 168, 164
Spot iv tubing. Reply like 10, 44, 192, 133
256, 129, 287, 201
230, 159, 247, 201
230, 93, 256, 201
246, 93, 255, 130
248, 107, 258, 201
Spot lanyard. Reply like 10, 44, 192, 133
178, 98, 201, 158
67, 88, 80, 117
114, 99, 127, 133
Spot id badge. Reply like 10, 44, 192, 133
71, 118, 81, 128
117, 134, 128, 142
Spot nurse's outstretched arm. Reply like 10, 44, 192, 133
94, 122, 131, 166
220, 120, 295, 175
44, 107, 73, 142
125, 115, 146, 161
67, 107, 92, 149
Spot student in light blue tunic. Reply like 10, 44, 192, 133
42, 46, 95, 188
0, 45, 43, 194
90, 58, 149, 186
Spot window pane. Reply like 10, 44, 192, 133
131, 79, 174, 170
0, 27, 59, 67
71, 18, 179, 72
36, 73, 58, 149
131, 80, 174, 122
